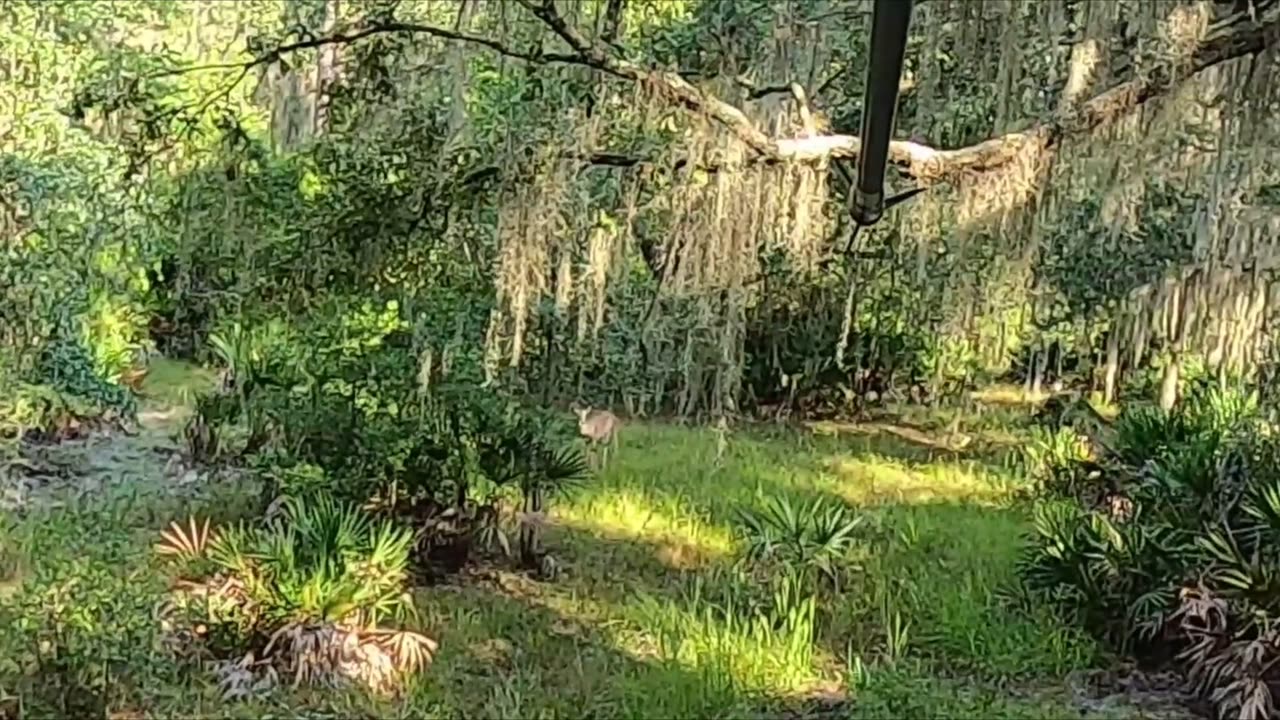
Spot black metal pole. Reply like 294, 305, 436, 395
852, 0, 914, 228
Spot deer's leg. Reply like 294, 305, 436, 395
606, 433, 618, 467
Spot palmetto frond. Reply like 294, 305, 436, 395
736, 495, 862, 582
257, 622, 438, 696
535, 446, 589, 489
156, 516, 216, 562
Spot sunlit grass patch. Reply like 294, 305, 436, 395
971, 383, 1046, 407
429, 418, 1097, 716
814, 452, 1013, 506
555, 487, 736, 573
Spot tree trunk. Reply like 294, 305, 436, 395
1024, 346, 1037, 397
519, 485, 543, 568
312, 0, 341, 135
1053, 341, 1063, 385
1031, 345, 1047, 396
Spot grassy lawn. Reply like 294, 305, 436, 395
0, 362, 1129, 718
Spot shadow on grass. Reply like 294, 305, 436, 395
383, 419, 1103, 719
395, 500, 1100, 719
0, 406, 1105, 719
411, 571, 778, 718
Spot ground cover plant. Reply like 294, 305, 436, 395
0, 364, 1118, 719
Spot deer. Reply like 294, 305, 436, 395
572, 404, 621, 469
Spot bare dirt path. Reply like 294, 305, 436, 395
1, 360, 212, 513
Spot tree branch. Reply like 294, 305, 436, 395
775, 1, 1280, 182
156, 0, 1277, 191
515, 0, 779, 157
515, 0, 1275, 182
149, 18, 589, 80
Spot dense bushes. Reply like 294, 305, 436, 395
0, 329, 137, 442
153, 301, 594, 699
1, 149, 146, 439
1020, 383, 1280, 719
0, 504, 182, 717
183, 305, 587, 575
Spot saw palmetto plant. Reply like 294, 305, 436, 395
155, 516, 217, 566
155, 493, 434, 696
1020, 383, 1280, 719
737, 494, 863, 589
205, 494, 415, 628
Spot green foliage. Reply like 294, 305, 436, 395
0, 561, 174, 717
180, 300, 588, 578
0, 504, 180, 718
1020, 383, 1280, 718
201, 495, 415, 630
1022, 425, 1095, 498
35, 329, 137, 418
736, 494, 863, 586
638, 562, 819, 695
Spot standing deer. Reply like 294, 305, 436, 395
573, 405, 620, 469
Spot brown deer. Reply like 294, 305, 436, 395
573, 405, 621, 469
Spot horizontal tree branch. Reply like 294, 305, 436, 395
150, 17, 589, 80
517, 0, 1277, 184
516, 0, 779, 157
467, 0, 1278, 190
155, 0, 1277, 192
773, 0, 1279, 182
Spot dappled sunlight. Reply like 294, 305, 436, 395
414, 559, 832, 714
5, 0, 1277, 715
971, 384, 1046, 407
554, 487, 735, 572
424, 416, 1072, 711
620, 588, 831, 696
813, 453, 1012, 507
136, 406, 184, 426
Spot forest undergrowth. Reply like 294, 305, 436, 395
0, 361, 1187, 720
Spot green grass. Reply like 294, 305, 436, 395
138, 357, 217, 417
406, 423, 1099, 718
0, 368, 1119, 718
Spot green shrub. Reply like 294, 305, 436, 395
0, 324, 137, 440
1021, 425, 1095, 499
0, 509, 178, 718
35, 325, 136, 419
736, 494, 863, 589
1019, 383, 1280, 719
158, 494, 438, 698
199, 495, 416, 630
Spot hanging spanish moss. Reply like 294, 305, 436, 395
469, 0, 1280, 414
